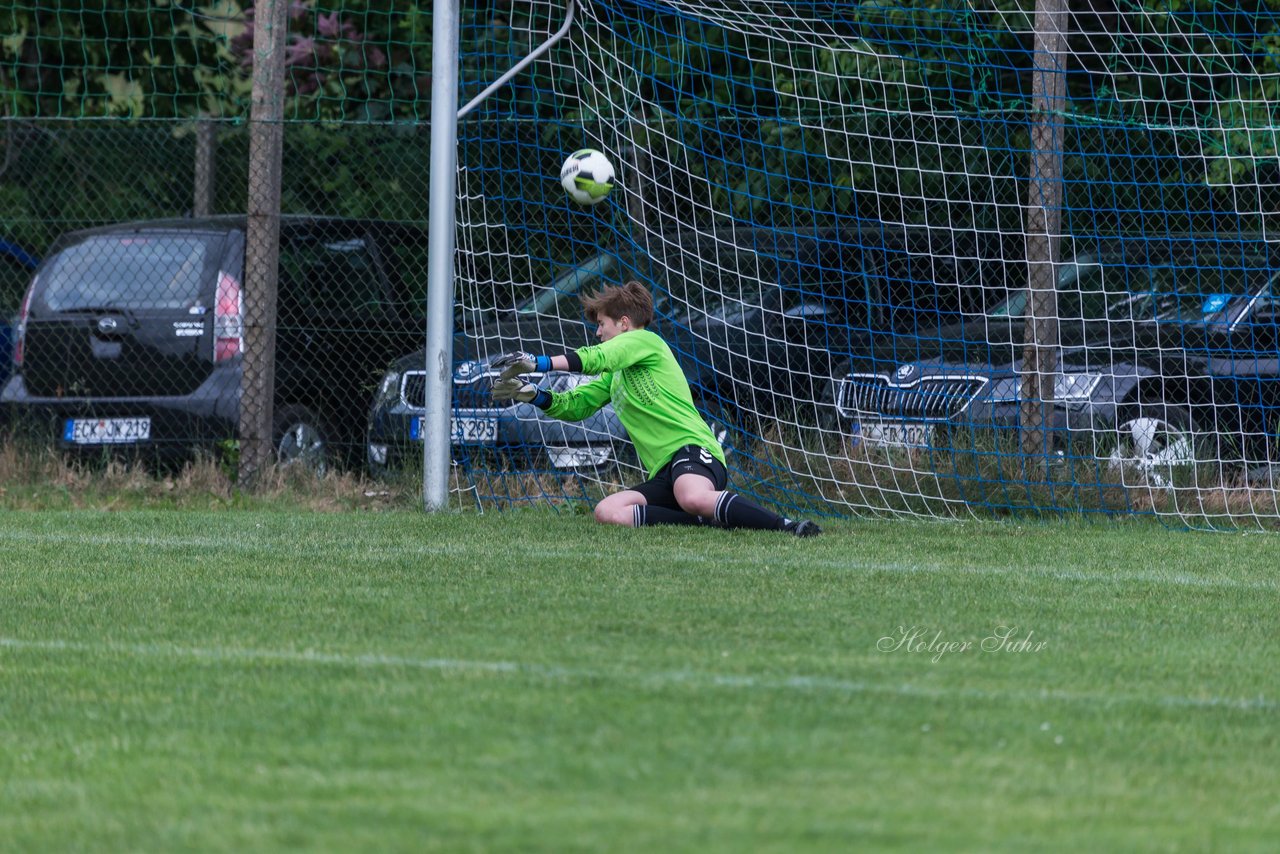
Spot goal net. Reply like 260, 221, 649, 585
452, 0, 1280, 525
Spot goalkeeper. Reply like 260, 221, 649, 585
491, 280, 821, 537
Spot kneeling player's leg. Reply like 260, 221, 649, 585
671, 472, 722, 519
668, 451, 778, 530
674, 474, 783, 530
636, 505, 709, 527
674, 470, 821, 537
595, 484, 708, 528
620, 472, 710, 528
594, 489, 646, 527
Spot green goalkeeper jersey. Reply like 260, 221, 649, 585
545, 329, 726, 478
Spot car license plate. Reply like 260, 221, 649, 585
854, 421, 934, 449
63, 417, 152, 445
410, 415, 498, 445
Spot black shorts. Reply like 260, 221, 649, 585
629, 444, 728, 509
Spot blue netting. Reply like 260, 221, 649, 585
447, 0, 1280, 526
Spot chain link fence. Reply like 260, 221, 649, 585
2, 120, 435, 476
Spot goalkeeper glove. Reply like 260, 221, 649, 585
491, 351, 551, 381
492, 378, 552, 409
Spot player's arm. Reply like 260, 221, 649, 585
544, 374, 613, 421
492, 372, 612, 421
489, 350, 593, 412
490, 334, 653, 413
491, 351, 585, 380
492, 333, 654, 383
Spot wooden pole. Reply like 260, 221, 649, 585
193, 117, 216, 217
1020, 0, 1069, 465
238, 0, 288, 486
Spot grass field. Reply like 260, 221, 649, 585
2, 508, 1278, 851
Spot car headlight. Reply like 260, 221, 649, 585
547, 371, 594, 393
986, 376, 1022, 402
1054, 372, 1102, 401
373, 370, 401, 408
985, 373, 1102, 402
546, 446, 614, 469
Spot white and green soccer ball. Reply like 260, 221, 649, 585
560, 149, 615, 206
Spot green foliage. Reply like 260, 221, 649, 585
0, 121, 435, 262
0, 122, 201, 261
227, 0, 438, 121
3, 0, 249, 118
1069, 0, 1280, 190
2, 1, 1278, 253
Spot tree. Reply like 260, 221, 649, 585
3, 0, 249, 118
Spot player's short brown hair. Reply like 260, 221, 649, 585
581, 280, 654, 328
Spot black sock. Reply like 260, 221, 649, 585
634, 505, 710, 527
713, 493, 786, 531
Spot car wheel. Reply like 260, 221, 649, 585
273, 405, 330, 475
1105, 405, 1199, 486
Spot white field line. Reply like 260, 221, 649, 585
0, 528, 1273, 592
0, 636, 1271, 713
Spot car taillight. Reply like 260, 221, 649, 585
214, 271, 243, 362
13, 278, 34, 368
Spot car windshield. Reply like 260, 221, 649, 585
38, 233, 222, 311
669, 250, 777, 325
514, 236, 985, 332
987, 261, 1115, 320
988, 249, 1275, 325
517, 244, 781, 325
517, 252, 633, 317
1092, 258, 1266, 325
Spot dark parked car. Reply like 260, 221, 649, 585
460, 225, 1014, 430
0, 240, 41, 389
2, 215, 424, 468
366, 351, 735, 477
367, 353, 632, 475
836, 236, 1280, 481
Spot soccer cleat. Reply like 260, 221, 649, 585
782, 519, 822, 538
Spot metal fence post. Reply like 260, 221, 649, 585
423, 0, 461, 511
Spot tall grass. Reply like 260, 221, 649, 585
0, 441, 416, 512
732, 422, 1280, 530
0, 433, 1275, 529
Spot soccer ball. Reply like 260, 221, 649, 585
560, 149, 615, 206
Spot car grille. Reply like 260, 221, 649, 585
401, 370, 503, 410
839, 373, 987, 421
